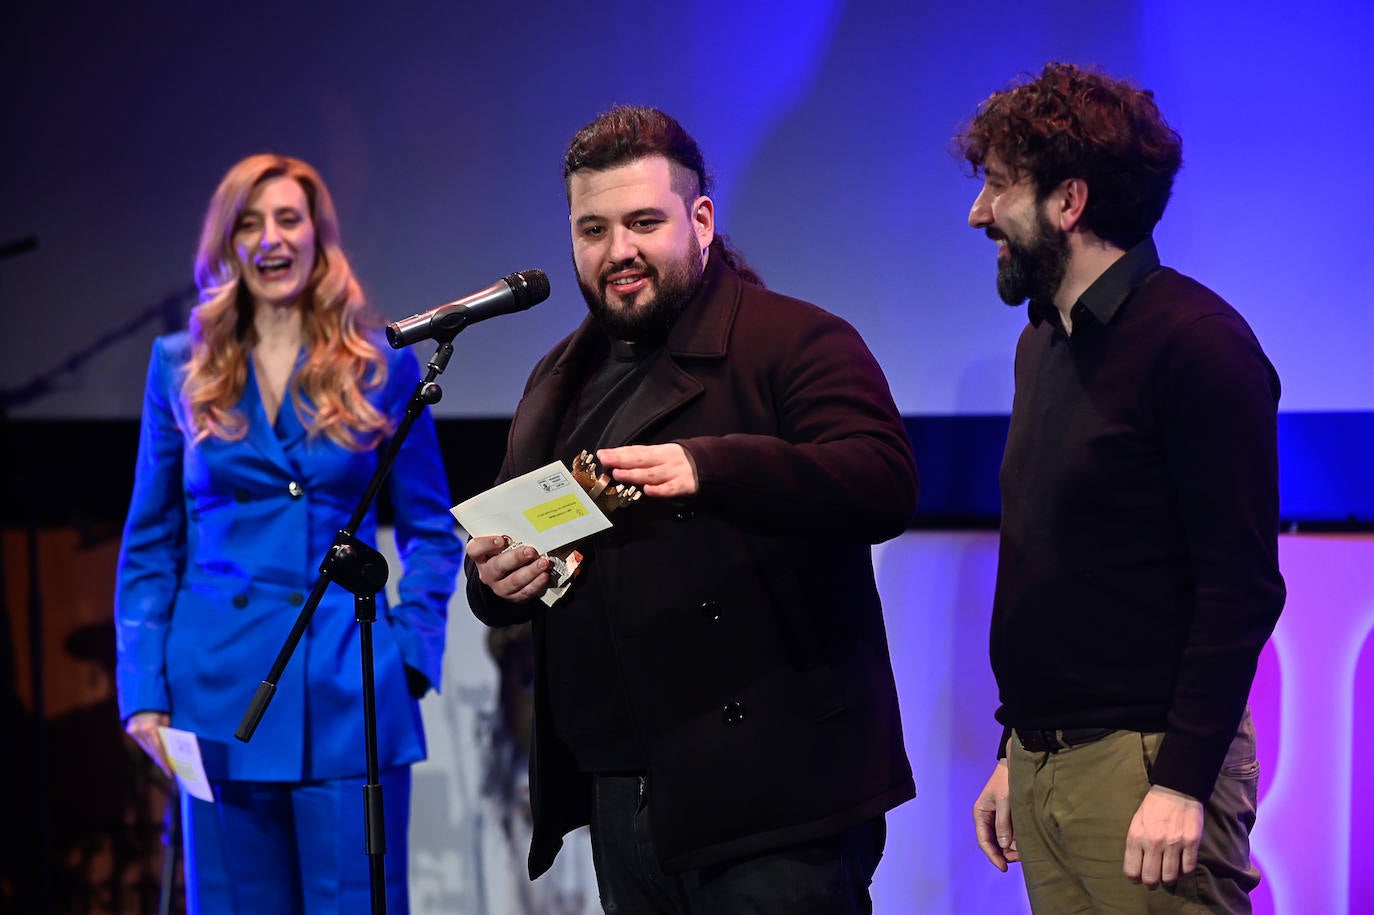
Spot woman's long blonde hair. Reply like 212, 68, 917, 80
184, 154, 390, 451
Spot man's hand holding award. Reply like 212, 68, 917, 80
453, 450, 641, 606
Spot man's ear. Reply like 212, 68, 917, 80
1053, 177, 1089, 232
692, 195, 715, 251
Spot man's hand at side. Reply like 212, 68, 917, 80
1123, 784, 1204, 887
974, 759, 1019, 872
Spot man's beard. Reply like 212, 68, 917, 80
995, 208, 1069, 307
577, 237, 703, 344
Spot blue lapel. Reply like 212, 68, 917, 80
242, 349, 308, 471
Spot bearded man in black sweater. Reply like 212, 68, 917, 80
958, 63, 1285, 914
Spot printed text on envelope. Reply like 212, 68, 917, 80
524, 495, 589, 532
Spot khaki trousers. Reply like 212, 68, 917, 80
1007, 711, 1261, 914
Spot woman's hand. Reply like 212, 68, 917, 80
125, 710, 172, 776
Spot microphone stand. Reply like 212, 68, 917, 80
235, 335, 455, 915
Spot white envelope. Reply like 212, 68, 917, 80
158, 726, 215, 802
451, 460, 610, 553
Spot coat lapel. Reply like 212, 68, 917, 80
241, 362, 291, 469
509, 255, 741, 464
614, 253, 739, 443
273, 390, 309, 456
241, 350, 306, 471
608, 356, 703, 445
505, 327, 605, 476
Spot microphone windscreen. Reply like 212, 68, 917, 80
509, 268, 551, 308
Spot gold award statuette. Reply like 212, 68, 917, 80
539, 450, 642, 606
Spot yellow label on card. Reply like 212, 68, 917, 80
524, 495, 589, 532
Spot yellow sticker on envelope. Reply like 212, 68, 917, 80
524, 494, 590, 532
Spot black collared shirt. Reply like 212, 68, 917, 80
991, 238, 1285, 802
1026, 234, 1163, 336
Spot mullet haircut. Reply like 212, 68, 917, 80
563, 105, 710, 203
563, 105, 764, 287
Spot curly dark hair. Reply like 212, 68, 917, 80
955, 62, 1183, 249
563, 104, 764, 287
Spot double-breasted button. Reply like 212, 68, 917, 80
287, 481, 304, 499
674, 506, 694, 522
722, 701, 745, 725
698, 599, 721, 622
288, 592, 304, 606
231, 593, 249, 609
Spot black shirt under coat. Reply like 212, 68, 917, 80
545, 339, 659, 772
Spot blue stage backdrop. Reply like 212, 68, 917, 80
3, 0, 1370, 520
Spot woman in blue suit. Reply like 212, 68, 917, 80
115, 154, 461, 914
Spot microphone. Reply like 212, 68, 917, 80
386, 269, 550, 348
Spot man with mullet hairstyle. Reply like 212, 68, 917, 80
465, 105, 917, 913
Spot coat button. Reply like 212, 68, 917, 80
232, 593, 249, 609
234, 488, 251, 503
722, 701, 745, 725
699, 599, 721, 622
674, 506, 694, 522
288, 481, 304, 499
288, 592, 304, 606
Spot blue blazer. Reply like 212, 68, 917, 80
115, 331, 461, 782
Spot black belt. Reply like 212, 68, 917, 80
1015, 727, 1116, 754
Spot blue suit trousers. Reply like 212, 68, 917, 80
181, 767, 412, 914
